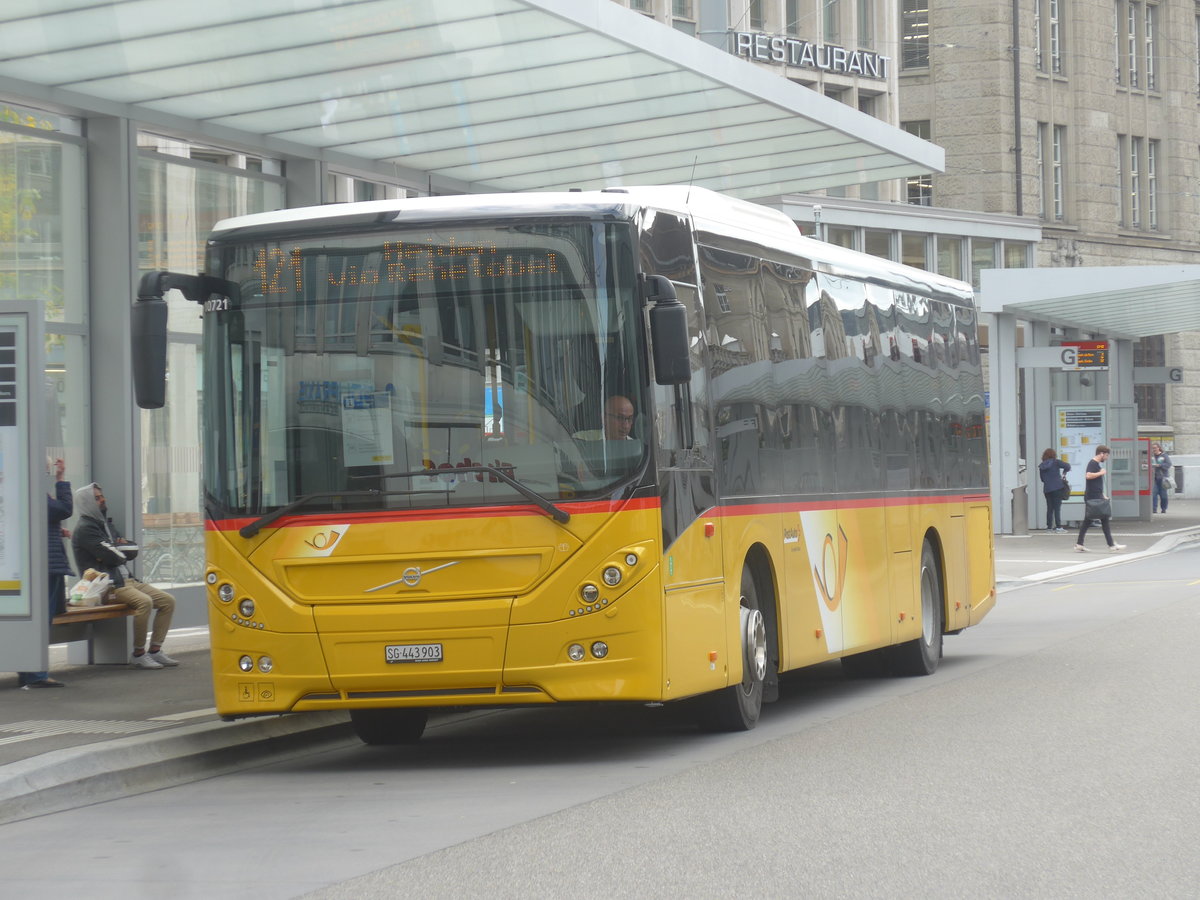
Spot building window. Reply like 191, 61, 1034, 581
857, 0, 874, 49
1049, 0, 1063, 74
901, 0, 929, 70
937, 236, 963, 280
971, 239, 998, 291
786, 0, 800, 35
1144, 2, 1158, 90
1130, 135, 1142, 226
1119, 134, 1161, 231
1134, 336, 1167, 424
1128, 1, 1140, 88
1147, 139, 1159, 229
629, 0, 651, 12
864, 230, 892, 259
1037, 123, 1066, 222
672, 0, 693, 15
749, 0, 765, 30
1052, 125, 1066, 221
824, 0, 841, 44
901, 232, 929, 270
1034, 1, 1044, 71
902, 120, 933, 205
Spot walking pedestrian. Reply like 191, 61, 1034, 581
1075, 445, 1125, 553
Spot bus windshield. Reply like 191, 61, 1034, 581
201, 219, 647, 520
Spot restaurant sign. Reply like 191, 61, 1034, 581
734, 32, 890, 80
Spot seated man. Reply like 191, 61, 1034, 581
72, 483, 178, 669
574, 394, 636, 441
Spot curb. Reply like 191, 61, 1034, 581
0, 711, 352, 826
1000, 525, 1200, 591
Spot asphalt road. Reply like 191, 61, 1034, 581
3, 546, 1199, 900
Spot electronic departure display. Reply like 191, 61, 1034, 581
252, 240, 562, 295
1060, 340, 1109, 371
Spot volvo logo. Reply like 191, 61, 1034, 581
365, 560, 461, 592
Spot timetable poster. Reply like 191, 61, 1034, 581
1055, 404, 1106, 486
0, 325, 28, 614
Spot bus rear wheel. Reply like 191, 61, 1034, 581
890, 541, 943, 676
349, 708, 429, 745
698, 566, 767, 732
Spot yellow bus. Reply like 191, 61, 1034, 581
133, 186, 994, 743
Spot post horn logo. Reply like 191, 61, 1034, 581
814, 525, 849, 611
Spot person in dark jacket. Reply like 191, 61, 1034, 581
72, 482, 178, 669
1037, 448, 1071, 533
1151, 442, 1172, 513
17, 459, 74, 688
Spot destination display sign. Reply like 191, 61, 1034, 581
252, 240, 563, 295
1060, 340, 1109, 371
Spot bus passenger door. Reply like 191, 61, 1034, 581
650, 279, 726, 700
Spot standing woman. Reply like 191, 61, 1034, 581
17, 458, 74, 688
1038, 448, 1071, 533
1151, 442, 1172, 513
1075, 445, 1125, 553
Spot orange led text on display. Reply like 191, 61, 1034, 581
252, 240, 561, 294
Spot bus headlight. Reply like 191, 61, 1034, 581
567, 643, 586, 661
591, 641, 609, 659
581, 583, 599, 603
238, 598, 256, 618
258, 656, 273, 673
218, 583, 234, 603
602, 566, 622, 586
625, 552, 638, 567
238, 655, 254, 672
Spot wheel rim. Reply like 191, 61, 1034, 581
920, 565, 936, 645
740, 605, 767, 689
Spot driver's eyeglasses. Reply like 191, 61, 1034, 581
605, 413, 635, 424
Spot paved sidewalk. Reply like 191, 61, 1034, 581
3, 499, 1199, 825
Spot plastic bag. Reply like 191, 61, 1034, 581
67, 573, 111, 608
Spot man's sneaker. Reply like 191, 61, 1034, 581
1109, 544, 1127, 552
147, 650, 179, 667
130, 652, 163, 669
1054, 528, 1068, 534
1074, 544, 1089, 552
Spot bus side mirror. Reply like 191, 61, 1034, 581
131, 297, 168, 409
645, 275, 691, 386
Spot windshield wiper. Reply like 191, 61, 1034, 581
357, 466, 570, 524
238, 490, 382, 538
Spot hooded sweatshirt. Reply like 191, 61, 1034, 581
71, 482, 132, 587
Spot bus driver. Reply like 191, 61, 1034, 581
575, 395, 636, 441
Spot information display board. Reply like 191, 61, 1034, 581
0, 303, 47, 675
1055, 404, 1106, 496
0, 319, 29, 616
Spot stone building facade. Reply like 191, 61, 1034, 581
615, 0, 1200, 453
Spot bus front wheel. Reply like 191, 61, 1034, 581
890, 541, 944, 676
698, 566, 767, 731
349, 708, 429, 745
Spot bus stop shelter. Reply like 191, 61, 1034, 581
981, 265, 1200, 534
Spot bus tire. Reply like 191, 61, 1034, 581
890, 541, 943, 676
698, 565, 767, 731
349, 708, 429, 745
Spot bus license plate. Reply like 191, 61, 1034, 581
385, 643, 443, 663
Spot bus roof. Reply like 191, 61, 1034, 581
211, 186, 973, 303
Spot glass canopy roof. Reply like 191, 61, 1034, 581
0, 0, 943, 199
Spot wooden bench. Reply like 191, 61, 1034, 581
51, 603, 134, 664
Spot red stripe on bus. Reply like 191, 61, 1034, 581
206, 496, 661, 532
